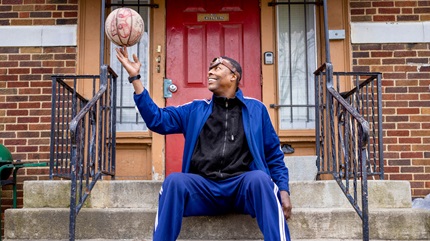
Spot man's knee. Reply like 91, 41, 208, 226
161, 172, 202, 195
243, 170, 273, 189
164, 172, 185, 184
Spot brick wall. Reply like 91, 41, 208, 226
351, 0, 430, 21
351, 0, 430, 198
0, 0, 78, 233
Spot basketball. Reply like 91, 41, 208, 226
105, 8, 144, 47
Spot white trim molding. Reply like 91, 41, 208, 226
0, 25, 77, 47
351, 21, 430, 44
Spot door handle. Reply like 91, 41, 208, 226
168, 83, 178, 93
163, 78, 178, 98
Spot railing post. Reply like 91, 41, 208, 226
315, 74, 321, 171
69, 146, 77, 241
49, 77, 57, 179
360, 132, 370, 241
377, 73, 384, 179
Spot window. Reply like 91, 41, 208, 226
109, 1, 150, 131
276, 1, 317, 130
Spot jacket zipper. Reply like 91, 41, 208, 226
220, 100, 229, 178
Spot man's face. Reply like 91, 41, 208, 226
207, 62, 237, 97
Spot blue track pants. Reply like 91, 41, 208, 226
153, 170, 290, 241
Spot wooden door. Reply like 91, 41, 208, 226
165, 0, 261, 175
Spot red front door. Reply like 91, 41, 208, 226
165, 0, 261, 175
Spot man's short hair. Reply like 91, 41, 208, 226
221, 56, 242, 82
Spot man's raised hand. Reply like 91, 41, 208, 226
115, 47, 141, 77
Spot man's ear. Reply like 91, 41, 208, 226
231, 74, 237, 82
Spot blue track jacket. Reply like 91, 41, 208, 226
134, 88, 290, 193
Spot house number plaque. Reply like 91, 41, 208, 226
197, 13, 229, 22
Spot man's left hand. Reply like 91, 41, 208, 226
280, 190, 292, 220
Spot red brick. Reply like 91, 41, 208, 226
16, 146, 38, 153
384, 166, 400, 173
6, 124, 28, 131
415, 7, 430, 13
18, 117, 39, 123
351, 2, 371, 8
390, 174, 413, 180
409, 72, 430, 79
384, 72, 407, 79
397, 123, 421, 129
374, 15, 396, 21
351, 9, 365, 15
366, 8, 377, 15
385, 87, 407, 93
359, 58, 381, 65
409, 86, 429, 92
406, 58, 428, 64
398, 15, 420, 21
412, 145, 430, 151
397, 80, 419, 87
19, 103, 41, 109
399, 137, 422, 144
413, 159, 430, 165
394, 50, 417, 57
17, 131, 39, 138
410, 181, 424, 189
409, 99, 430, 105
360, 44, 382, 51
0, 103, 18, 108
396, 94, 419, 101
29, 95, 51, 102
397, 108, 420, 114
387, 144, 411, 151
396, 1, 417, 7
387, 130, 409, 137
4, 139, 26, 146
382, 58, 405, 65
26, 167, 49, 175
414, 174, 430, 180
32, 68, 53, 74
394, 66, 417, 72
401, 152, 423, 158
384, 100, 408, 107
6, 110, 28, 116
402, 166, 424, 173
379, 8, 401, 14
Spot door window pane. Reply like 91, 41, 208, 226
109, 1, 150, 132
277, 1, 316, 130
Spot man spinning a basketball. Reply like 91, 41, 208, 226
116, 47, 292, 241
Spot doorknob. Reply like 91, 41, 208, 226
168, 84, 178, 93
163, 78, 178, 98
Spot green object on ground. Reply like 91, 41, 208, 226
0, 144, 13, 180
0, 145, 49, 241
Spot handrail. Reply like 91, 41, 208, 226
314, 62, 384, 241
338, 74, 379, 99
50, 65, 117, 241
68, 65, 117, 241
327, 86, 370, 147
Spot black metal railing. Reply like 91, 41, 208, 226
49, 65, 117, 241
312, 1, 384, 240
314, 62, 384, 241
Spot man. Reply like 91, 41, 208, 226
116, 47, 292, 241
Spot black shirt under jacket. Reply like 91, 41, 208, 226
189, 95, 253, 180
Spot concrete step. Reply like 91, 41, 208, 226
284, 156, 318, 181
4, 240, 424, 241
23, 180, 413, 209
1, 240, 381, 241
5, 208, 430, 240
